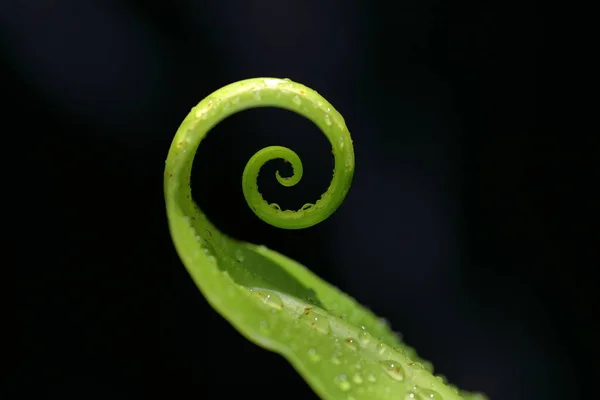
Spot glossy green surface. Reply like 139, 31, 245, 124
164, 78, 486, 399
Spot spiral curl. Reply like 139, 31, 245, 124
165, 78, 354, 230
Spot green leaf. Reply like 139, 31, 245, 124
164, 78, 486, 400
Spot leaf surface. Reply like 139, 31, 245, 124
164, 78, 485, 400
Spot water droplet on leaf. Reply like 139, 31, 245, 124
381, 360, 405, 381
358, 330, 370, 346
344, 338, 359, 351
422, 361, 434, 373
336, 375, 351, 392
352, 373, 363, 384
415, 388, 441, 399
299, 308, 330, 334
331, 353, 341, 365
235, 249, 245, 262
308, 348, 321, 362
300, 203, 313, 211
254, 291, 284, 310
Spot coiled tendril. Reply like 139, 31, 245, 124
165, 78, 354, 230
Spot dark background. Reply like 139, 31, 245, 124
3, 1, 582, 400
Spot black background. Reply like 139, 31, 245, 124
3, 1, 584, 400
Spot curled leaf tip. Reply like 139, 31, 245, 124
164, 78, 484, 400
168, 77, 354, 230
239, 78, 354, 229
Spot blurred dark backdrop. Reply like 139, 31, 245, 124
3, 1, 581, 400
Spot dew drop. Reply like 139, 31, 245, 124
308, 348, 321, 362
324, 114, 332, 126
448, 385, 460, 394
235, 249, 245, 262
376, 343, 387, 356
380, 360, 405, 381
376, 317, 390, 330
415, 388, 441, 399
331, 353, 341, 365
422, 361, 434, 373
299, 308, 330, 334
254, 291, 284, 310
463, 393, 486, 399
336, 375, 351, 392
263, 78, 281, 87
344, 338, 359, 351
404, 346, 417, 359
270, 203, 281, 211
293, 95, 302, 106
409, 362, 424, 370
358, 330, 371, 346
352, 373, 363, 384
367, 373, 377, 383
300, 203, 313, 211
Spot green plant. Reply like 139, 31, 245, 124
164, 78, 486, 399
